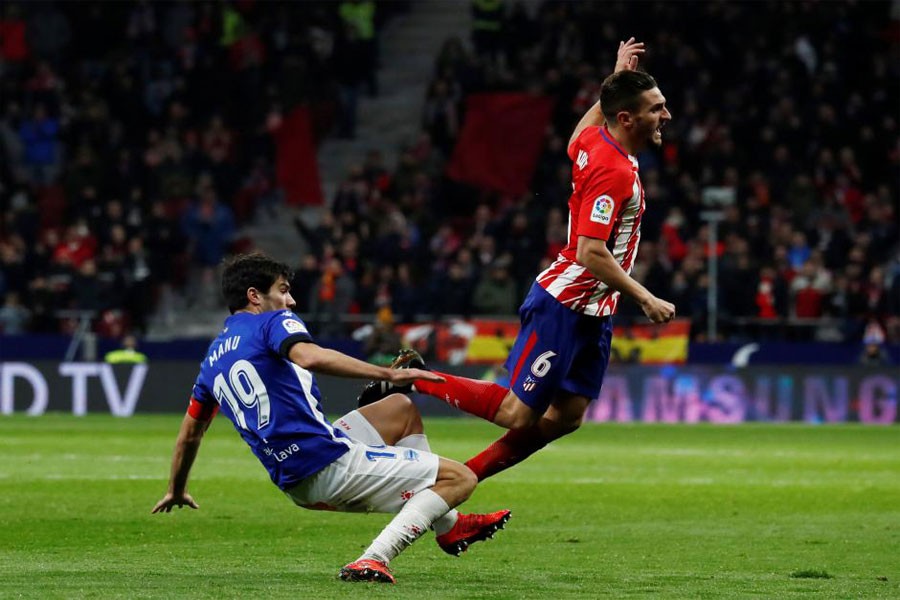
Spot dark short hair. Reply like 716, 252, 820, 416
600, 70, 659, 121
221, 253, 292, 313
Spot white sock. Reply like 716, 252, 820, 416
396, 434, 459, 535
360, 489, 450, 564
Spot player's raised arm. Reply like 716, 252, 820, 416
151, 408, 211, 513
568, 38, 645, 151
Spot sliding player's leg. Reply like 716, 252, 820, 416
335, 396, 511, 557
337, 455, 475, 583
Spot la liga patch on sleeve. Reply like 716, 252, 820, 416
590, 195, 615, 225
282, 319, 307, 335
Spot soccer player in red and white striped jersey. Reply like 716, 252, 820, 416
362, 39, 676, 481
537, 117, 646, 317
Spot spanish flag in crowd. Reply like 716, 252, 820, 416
397, 319, 690, 366
609, 319, 690, 365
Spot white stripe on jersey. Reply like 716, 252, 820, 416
542, 262, 587, 297
610, 176, 643, 271
291, 363, 353, 448
539, 171, 644, 317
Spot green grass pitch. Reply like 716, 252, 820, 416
1, 415, 898, 599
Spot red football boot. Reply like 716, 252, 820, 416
436, 510, 511, 556
339, 559, 396, 584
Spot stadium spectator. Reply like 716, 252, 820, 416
26, 3, 71, 65
181, 185, 236, 308
390, 262, 422, 324
333, 23, 368, 139
309, 256, 356, 337
338, 0, 378, 96
104, 333, 147, 364
858, 320, 891, 366
471, 0, 504, 64
422, 78, 460, 155
0, 291, 30, 334
151, 253, 510, 584
364, 312, 403, 366
472, 258, 517, 315
18, 103, 61, 185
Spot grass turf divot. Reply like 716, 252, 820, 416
790, 569, 833, 579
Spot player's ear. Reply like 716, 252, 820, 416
616, 110, 634, 129
247, 287, 260, 306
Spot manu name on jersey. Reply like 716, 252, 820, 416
537, 125, 645, 317
190, 310, 351, 490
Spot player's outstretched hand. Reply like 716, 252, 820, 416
640, 296, 676, 324
615, 37, 645, 73
151, 492, 199, 514
389, 367, 444, 387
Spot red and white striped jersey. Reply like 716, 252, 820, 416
536, 125, 645, 317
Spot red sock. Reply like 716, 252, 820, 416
414, 372, 506, 422
464, 427, 547, 481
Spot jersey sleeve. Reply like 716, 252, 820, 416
575, 165, 634, 241
567, 124, 595, 160
262, 310, 314, 357
188, 371, 217, 420
191, 370, 213, 402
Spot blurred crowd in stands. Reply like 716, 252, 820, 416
0, 0, 395, 336
0, 1, 898, 347
304, 0, 900, 345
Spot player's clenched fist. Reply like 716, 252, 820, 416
640, 296, 676, 323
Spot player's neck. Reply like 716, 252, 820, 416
606, 125, 639, 156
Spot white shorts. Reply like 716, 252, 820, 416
333, 409, 384, 446
284, 411, 439, 514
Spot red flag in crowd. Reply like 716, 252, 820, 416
273, 106, 323, 206
446, 93, 554, 195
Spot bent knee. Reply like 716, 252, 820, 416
438, 460, 477, 502
496, 394, 541, 429
544, 412, 584, 439
507, 410, 540, 430
383, 392, 415, 412
449, 460, 477, 491
385, 393, 423, 432
558, 416, 583, 435
457, 465, 477, 498
547, 393, 589, 436
557, 407, 585, 432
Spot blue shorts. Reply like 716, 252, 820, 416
504, 283, 613, 412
